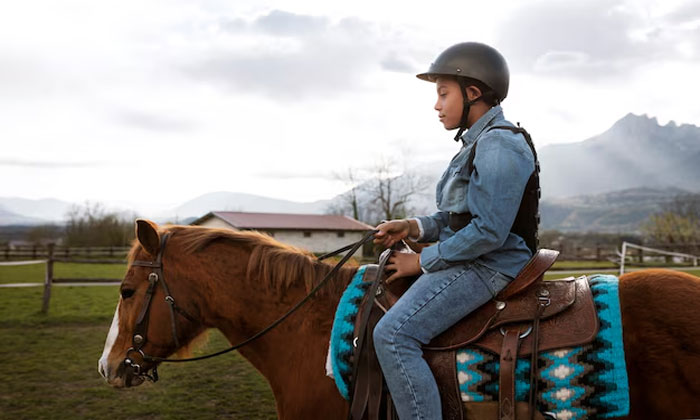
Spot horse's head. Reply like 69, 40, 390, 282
98, 219, 204, 387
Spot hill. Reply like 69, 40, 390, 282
538, 113, 700, 197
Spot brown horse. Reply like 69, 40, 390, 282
98, 220, 700, 419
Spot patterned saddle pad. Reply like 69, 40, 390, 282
328, 270, 630, 420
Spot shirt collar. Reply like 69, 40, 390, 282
460, 104, 504, 146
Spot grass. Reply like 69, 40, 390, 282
2, 261, 699, 419
0, 262, 127, 284
0, 286, 277, 419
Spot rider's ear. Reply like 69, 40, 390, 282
135, 219, 160, 257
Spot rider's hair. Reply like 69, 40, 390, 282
459, 77, 500, 107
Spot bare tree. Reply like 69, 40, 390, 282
365, 158, 430, 223
643, 193, 700, 251
65, 202, 137, 247
329, 168, 362, 221
327, 158, 431, 225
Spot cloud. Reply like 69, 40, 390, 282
496, 0, 699, 80
254, 169, 332, 179
0, 159, 105, 168
664, 2, 700, 24
183, 10, 419, 98
115, 110, 197, 132
252, 10, 329, 36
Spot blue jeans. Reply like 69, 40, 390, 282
373, 262, 512, 420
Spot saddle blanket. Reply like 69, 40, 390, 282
327, 269, 629, 420
456, 274, 629, 419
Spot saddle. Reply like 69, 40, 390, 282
348, 245, 599, 420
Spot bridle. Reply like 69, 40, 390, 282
123, 232, 197, 384
121, 229, 377, 386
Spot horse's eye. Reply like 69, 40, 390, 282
121, 289, 135, 299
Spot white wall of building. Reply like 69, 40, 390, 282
198, 218, 232, 230
272, 230, 365, 254
197, 217, 366, 254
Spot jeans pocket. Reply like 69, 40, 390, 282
488, 271, 513, 297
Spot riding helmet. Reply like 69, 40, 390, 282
416, 42, 510, 102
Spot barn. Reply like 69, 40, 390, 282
190, 211, 374, 254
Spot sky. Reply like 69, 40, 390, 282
2, 0, 700, 214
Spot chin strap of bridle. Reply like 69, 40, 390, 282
453, 77, 481, 142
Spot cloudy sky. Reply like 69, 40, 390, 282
2, 0, 699, 214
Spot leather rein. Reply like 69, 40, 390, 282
121, 230, 377, 385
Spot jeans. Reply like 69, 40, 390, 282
373, 262, 512, 420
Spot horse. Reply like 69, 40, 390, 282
98, 220, 700, 419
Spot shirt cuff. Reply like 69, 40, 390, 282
407, 218, 424, 242
419, 243, 450, 272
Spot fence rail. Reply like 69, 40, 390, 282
28, 244, 126, 313
618, 242, 699, 275
1, 245, 130, 260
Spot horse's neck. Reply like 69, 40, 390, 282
206, 256, 356, 418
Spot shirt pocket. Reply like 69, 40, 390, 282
441, 164, 470, 209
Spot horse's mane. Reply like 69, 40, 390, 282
129, 225, 358, 297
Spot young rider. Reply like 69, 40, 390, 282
372, 42, 538, 419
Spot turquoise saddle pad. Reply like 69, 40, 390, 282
329, 271, 630, 419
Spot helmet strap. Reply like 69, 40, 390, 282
453, 78, 481, 142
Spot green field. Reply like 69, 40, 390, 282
0, 285, 277, 419
0, 261, 127, 284
2, 262, 699, 419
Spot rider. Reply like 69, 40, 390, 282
372, 42, 537, 419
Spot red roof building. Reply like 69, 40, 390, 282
191, 211, 373, 254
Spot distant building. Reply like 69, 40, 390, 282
190, 211, 374, 254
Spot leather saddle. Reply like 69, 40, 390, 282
348, 244, 599, 420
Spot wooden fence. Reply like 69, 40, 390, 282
1, 245, 130, 260
0, 244, 128, 313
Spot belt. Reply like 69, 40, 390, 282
448, 212, 473, 232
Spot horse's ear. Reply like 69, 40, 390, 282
136, 219, 160, 257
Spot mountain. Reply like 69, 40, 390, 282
538, 113, 700, 197
2, 113, 698, 231
0, 197, 74, 224
0, 206, 48, 225
163, 191, 332, 221
539, 186, 687, 233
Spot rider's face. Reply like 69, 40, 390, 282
434, 77, 463, 130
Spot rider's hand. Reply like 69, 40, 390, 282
373, 219, 411, 248
385, 252, 422, 284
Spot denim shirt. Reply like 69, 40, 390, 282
416, 105, 535, 279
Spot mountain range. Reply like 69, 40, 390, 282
538, 113, 700, 197
1, 113, 698, 233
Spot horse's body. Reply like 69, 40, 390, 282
99, 221, 700, 419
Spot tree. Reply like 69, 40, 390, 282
64, 202, 137, 247
329, 168, 362, 221
642, 193, 700, 251
365, 158, 430, 223
327, 158, 431, 225
26, 224, 63, 245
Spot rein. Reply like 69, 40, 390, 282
122, 229, 377, 383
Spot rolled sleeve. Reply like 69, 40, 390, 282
419, 243, 450, 272
407, 218, 424, 241
415, 211, 448, 243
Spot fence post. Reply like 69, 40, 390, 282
596, 244, 601, 262
42, 243, 55, 314
619, 242, 627, 276
637, 248, 643, 264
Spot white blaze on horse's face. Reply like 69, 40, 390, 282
98, 301, 121, 381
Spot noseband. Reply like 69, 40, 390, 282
123, 232, 197, 384
120, 229, 377, 386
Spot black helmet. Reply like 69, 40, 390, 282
416, 42, 509, 102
